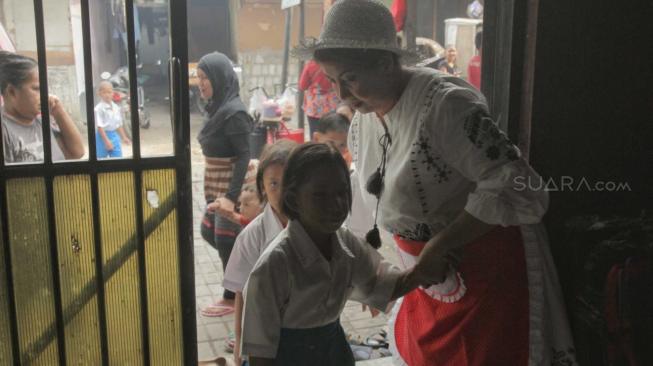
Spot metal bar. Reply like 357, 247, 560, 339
517, 0, 540, 161
90, 171, 110, 366
42, 177, 67, 365
81, 0, 110, 359
0, 179, 21, 365
33, 1, 67, 364
169, 0, 197, 363
297, 1, 305, 130
18, 191, 177, 363
281, 8, 292, 90
33, 0, 53, 166
133, 169, 151, 366
125, 0, 142, 160
81, 0, 98, 162
1, 156, 178, 178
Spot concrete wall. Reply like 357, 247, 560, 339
238, 49, 299, 108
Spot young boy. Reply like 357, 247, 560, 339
95, 81, 130, 158
313, 111, 351, 167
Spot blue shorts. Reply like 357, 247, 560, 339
96, 129, 122, 158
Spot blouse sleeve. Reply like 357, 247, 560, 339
427, 86, 548, 226
241, 249, 289, 359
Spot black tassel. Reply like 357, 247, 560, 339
365, 168, 384, 199
365, 225, 382, 249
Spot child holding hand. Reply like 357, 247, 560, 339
241, 143, 426, 366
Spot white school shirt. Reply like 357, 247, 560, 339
94, 101, 123, 131
241, 220, 401, 359
223, 204, 284, 293
349, 67, 548, 242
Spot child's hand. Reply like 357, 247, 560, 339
105, 140, 114, 151
122, 137, 131, 145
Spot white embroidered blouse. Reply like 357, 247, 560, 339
349, 68, 548, 241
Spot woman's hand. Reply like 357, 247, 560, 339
48, 95, 65, 118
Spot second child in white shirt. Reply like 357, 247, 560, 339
223, 139, 297, 366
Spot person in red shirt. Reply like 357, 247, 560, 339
467, 30, 483, 90
298, 60, 340, 136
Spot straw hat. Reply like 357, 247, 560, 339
292, 0, 418, 61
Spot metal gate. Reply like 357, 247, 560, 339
0, 0, 196, 364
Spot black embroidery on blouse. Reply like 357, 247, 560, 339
393, 223, 433, 242
463, 110, 519, 161
409, 81, 452, 218
350, 118, 359, 163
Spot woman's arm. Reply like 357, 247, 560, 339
49, 95, 84, 159
412, 211, 495, 285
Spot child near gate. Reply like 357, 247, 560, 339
95, 81, 130, 158
222, 139, 298, 366
241, 143, 423, 366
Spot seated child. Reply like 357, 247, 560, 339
241, 143, 423, 366
216, 184, 263, 227
94, 81, 130, 158
222, 139, 298, 366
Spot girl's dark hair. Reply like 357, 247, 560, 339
313, 48, 400, 71
0, 51, 37, 94
256, 139, 299, 202
281, 142, 352, 221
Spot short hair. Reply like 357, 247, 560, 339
256, 139, 298, 202
313, 48, 400, 72
281, 142, 352, 221
97, 80, 113, 92
0, 51, 37, 94
475, 31, 483, 51
316, 112, 350, 134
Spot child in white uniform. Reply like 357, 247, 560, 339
241, 143, 422, 366
95, 81, 130, 158
222, 139, 297, 365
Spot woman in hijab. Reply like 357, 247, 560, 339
197, 52, 255, 317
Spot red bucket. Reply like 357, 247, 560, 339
278, 122, 305, 144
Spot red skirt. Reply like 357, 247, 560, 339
392, 226, 529, 366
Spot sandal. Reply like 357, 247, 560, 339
200, 304, 234, 317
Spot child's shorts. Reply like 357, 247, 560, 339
96, 129, 123, 158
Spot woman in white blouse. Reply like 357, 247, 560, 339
293, 1, 577, 365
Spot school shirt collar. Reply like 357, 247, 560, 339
262, 204, 283, 242
286, 220, 355, 268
